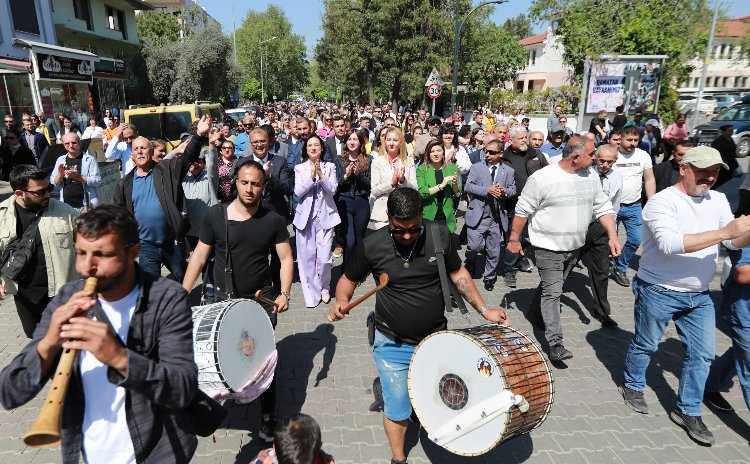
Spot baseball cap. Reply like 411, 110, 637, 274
551, 124, 565, 133
645, 119, 659, 127
681, 146, 728, 170
427, 116, 442, 126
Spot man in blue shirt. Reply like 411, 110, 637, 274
113, 118, 205, 281
234, 115, 255, 157
540, 125, 566, 164
704, 246, 750, 413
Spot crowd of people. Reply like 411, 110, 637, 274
0, 97, 748, 463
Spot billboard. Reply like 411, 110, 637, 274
585, 59, 664, 114
34, 52, 94, 84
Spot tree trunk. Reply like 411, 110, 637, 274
390, 73, 401, 114
367, 56, 375, 106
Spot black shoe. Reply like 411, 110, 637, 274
391, 460, 409, 464
503, 273, 517, 288
548, 344, 573, 362
704, 391, 734, 412
516, 258, 533, 273
620, 386, 649, 414
258, 415, 277, 443
669, 409, 715, 445
597, 314, 619, 328
484, 280, 495, 291
610, 269, 630, 287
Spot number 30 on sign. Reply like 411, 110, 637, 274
427, 83, 442, 99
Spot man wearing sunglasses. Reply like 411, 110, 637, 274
105, 122, 138, 176
0, 164, 77, 337
327, 187, 509, 464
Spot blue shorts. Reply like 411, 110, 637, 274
372, 330, 416, 421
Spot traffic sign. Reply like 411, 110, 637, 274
425, 67, 441, 87
427, 83, 442, 99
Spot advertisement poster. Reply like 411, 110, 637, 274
586, 60, 662, 114
34, 53, 94, 84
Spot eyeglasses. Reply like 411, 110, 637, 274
250, 140, 268, 145
22, 184, 54, 196
63, 141, 80, 146
4, 120, 13, 124
324, 118, 331, 122
221, 146, 234, 151
486, 149, 502, 155
124, 135, 136, 141
597, 158, 616, 165
389, 225, 424, 237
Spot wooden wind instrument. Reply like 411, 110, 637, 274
22, 276, 98, 448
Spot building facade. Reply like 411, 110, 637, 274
140, 0, 220, 38
677, 16, 750, 96
513, 21, 572, 93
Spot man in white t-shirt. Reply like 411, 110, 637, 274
610, 125, 656, 287
509, 136, 620, 362
620, 146, 750, 446
0, 204, 199, 463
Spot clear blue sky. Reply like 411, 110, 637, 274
204, 0, 748, 56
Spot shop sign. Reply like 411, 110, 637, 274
35, 52, 94, 84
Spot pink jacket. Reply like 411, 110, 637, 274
293, 160, 341, 230
663, 123, 689, 144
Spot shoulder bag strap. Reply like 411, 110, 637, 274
223, 204, 234, 299
430, 222, 468, 315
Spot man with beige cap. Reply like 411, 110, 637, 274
621, 146, 750, 445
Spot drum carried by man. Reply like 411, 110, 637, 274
328, 188, 550, 463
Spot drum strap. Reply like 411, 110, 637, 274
223, 205, 235, 299
429, 222, 468, 316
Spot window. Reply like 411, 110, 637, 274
73, 0, 92, 30
531, 49, 537, 65
163, 112, 192, 142
10, 0, 41, 35
106, 6, 127, 39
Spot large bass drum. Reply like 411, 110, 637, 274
408, 324, 553, 456
192, 299, 276, 402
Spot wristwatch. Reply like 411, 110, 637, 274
479, 306, 488, 314
281, 291, 292, 301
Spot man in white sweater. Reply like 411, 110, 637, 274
621, 146, 750, 446
508, 136, 620, 362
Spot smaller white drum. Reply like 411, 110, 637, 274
192, 299, 276, 402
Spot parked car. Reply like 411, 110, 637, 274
691, 94, 750, 158
713, 95, 738, 113
225, 105, 261, 128
678, 94, 716, 114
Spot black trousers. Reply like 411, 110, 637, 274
14, 292, 50, 338
579, 221, 612, 317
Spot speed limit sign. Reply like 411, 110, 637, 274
427, 83, 442, 99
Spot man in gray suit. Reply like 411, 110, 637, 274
464, 139, 516, 291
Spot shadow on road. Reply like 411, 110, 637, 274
419, 427, 533, 463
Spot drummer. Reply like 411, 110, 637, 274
183, 158, 294, 443
328, 187, 509, 464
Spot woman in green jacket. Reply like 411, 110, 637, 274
416, 139, 461, 233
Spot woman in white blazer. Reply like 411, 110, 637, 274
369, 127, 417, 230
293, 134, 341, 307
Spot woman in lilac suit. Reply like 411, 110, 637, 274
293, 135, 341, 307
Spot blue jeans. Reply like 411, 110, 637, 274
615, 203, 642, 273
372, 330, 416, 421
705, 302, 750, 409
139, 239, 187, 283
624, 277, 715, 416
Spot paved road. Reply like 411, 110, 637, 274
0, 171, 749, 463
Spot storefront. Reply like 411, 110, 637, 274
0, 57, 35, 119
94, 57, 127, 116
13, 39, 99, 131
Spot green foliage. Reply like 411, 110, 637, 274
241, 79, 262, 101
502, 14, 533, 41
307, 87, 330, 101
490, 85, 581, 114
736, 33, 750, 65
234, 6, 309, 102
315, 0, 525, 108
658, 87, 680, 125
142, 26, 240, 105
136, 11, 180, 45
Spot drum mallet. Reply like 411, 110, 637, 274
254, 290, 279, 308
340, 273, 389, 315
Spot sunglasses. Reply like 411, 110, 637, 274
221, 146, 234, 150
22, 184, 54, 196
486, 150, 502, 155
389, 225, 424, 237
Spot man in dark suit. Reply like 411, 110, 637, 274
325, 115, 348, 161
464, 139, 516, 291
20, 117, 49, 164
235, 127, 291, 291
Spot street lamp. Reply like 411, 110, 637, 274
451, 0, 507, 114
260, 36, 278, 104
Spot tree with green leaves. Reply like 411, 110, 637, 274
502, 14, 533, 41
234, 6, 309, 102
136, 11, 181, 45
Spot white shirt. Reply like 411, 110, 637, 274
82, 126, 105, 140
590, 166, 623, 215
81, 285, 139, 464
638, 187, 736, 292
611, 148, 652, 203
105, 140, 134, 175
515, 164, 614, 252
446, 145, 471, 175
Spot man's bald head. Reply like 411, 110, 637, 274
62, 132, 81, 156
594, 144, 618, 174
529, 131, 544, 149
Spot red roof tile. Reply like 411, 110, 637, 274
519, 32, 547, 46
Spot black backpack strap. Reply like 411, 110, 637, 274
429, 222, 468, 316
223, 204, 234, 299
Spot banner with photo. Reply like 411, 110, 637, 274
585, 59, 663, 114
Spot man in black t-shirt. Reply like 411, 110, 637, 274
327, 188, 509, 464
182, 159, 293, 444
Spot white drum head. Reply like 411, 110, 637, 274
409, 331, 509, 456
216, 300, 276, 391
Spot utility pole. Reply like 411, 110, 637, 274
260, 36, 277, 104
691, 0, 720, 129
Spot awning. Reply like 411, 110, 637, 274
0, 56, 28, 71
13, 39, 99, 84
13, 39, 99, 63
